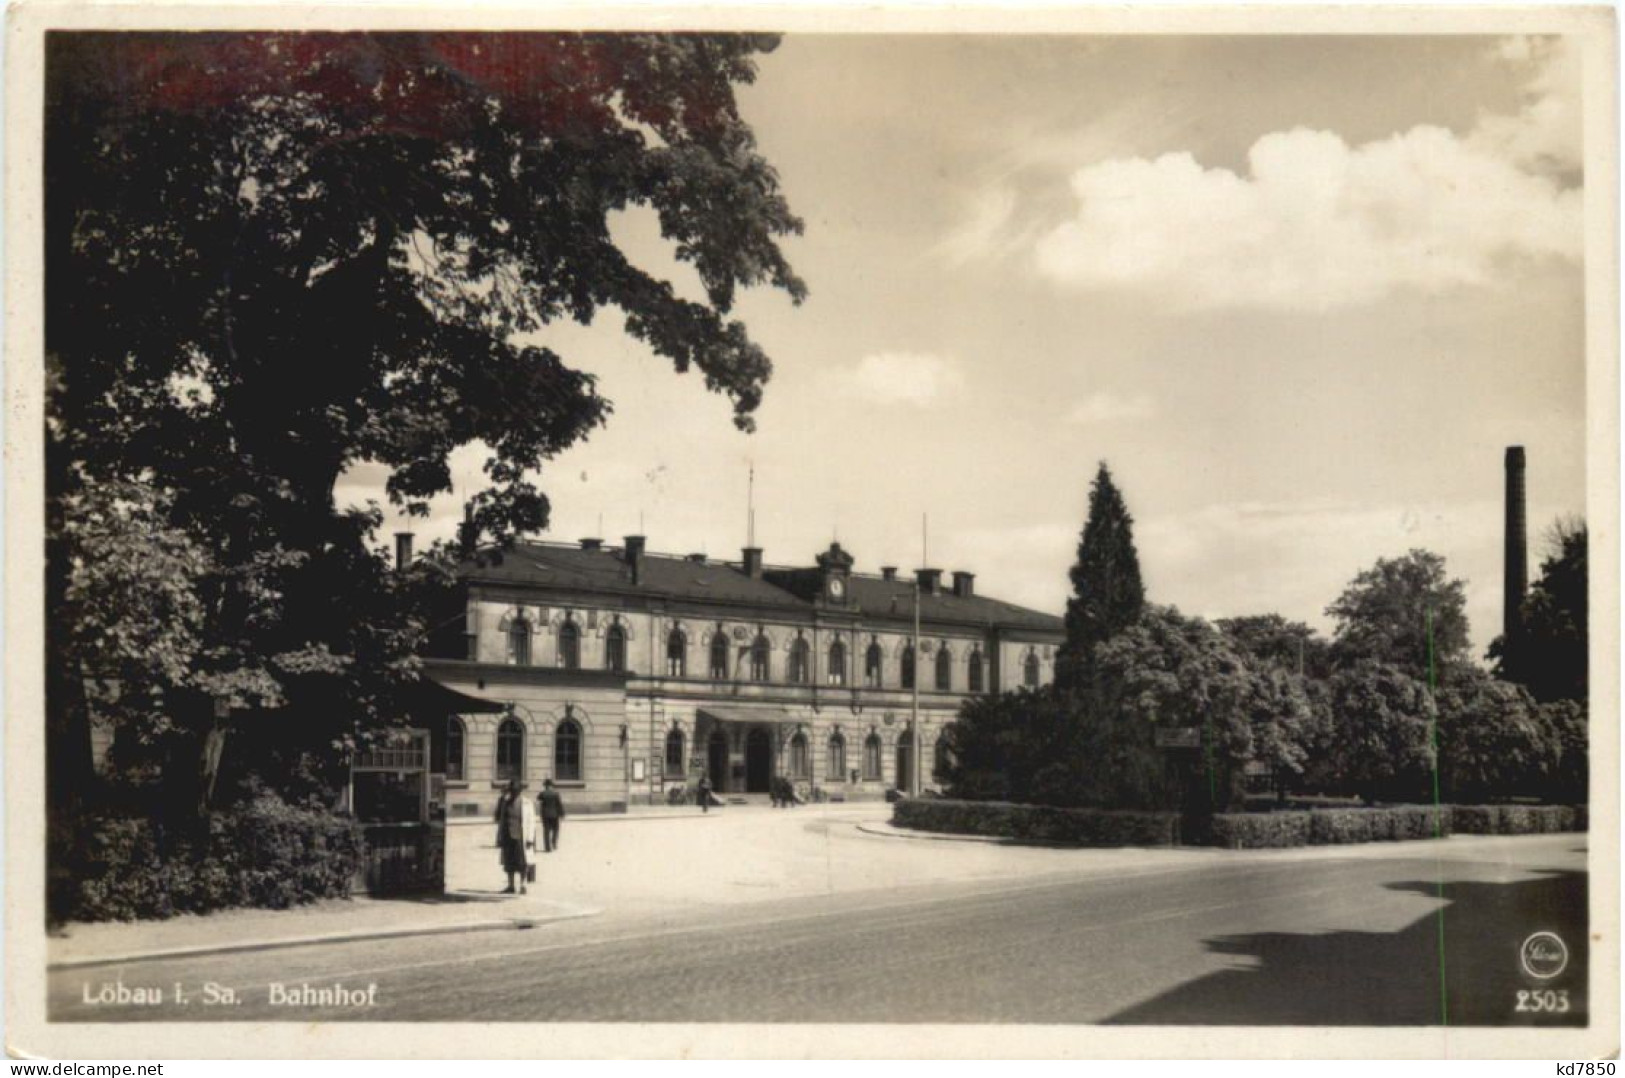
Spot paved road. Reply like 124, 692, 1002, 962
50, 830, 1587, 1026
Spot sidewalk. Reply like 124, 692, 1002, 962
47, 888, 598, 971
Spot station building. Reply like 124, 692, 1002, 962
425, 537, 1064, 816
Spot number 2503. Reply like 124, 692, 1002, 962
1516, 989, 1570, 1013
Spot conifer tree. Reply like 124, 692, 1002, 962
1058, 462, 1146, 687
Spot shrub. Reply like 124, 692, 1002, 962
1209, 812, 1311, 849
1498, 804, 1540, 834
1452, 805, 1500, 834
893, 798, 1177, 847
61, 795, 363, 923
1308, 805, 1451, 845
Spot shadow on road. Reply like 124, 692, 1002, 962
1106, 871, 1588, 1026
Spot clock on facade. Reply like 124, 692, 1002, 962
827, 576, 845, 601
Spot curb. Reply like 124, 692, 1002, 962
47, 904, 599, 972
854, 821, 1073, 847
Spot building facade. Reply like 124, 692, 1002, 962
427, 537, 1064, 816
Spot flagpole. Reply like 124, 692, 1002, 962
911, 513, 925, 799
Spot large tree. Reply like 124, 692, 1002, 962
1491, 518, 1587, 704
1057, 462, 1145, 687
1325, 549, 1469, 678
46, 33, 805, 826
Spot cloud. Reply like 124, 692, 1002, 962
963, 36, 1585, 312
1065, 392, 1156, 424
848, 351, 965, 408
1031, 121, 1581, 312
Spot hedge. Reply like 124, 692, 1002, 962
1208, 812, 1312, 849
62, 794, 364, 922
893, 798, 1178, 847
1210, 804, 1584, 849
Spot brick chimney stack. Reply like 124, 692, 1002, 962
915, 568, 942, 595
394, 532, 414, 573
742, 547, 764, 579
881, 567, 897, 582
1505, 446, 1528, 644
624, 535, 646, 585
952, 571, 975, 598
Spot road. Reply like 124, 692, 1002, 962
49, 822, 1587, 1026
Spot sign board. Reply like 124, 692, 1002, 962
1154, 727, 1202, 750
630, 757, 647, 781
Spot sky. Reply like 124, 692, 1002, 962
349, 33, 1588, 655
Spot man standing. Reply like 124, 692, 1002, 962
538, 778, 566, 853
696, 772, 713, 813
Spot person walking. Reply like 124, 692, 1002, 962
697, 772, 713, 813
493, 779, 528, 894
538, 778, 566, 853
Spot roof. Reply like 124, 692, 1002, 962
458, 541, 1064, 634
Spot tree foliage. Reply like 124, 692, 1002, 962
1057, 462, 1145, 687
1492, 518, 1587, 704
1325, 549, 1469, 677
1434, 665, 1552, 803
1322, 660, 1435, 803
46, 33, 805, 822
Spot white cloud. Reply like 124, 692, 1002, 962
848, 351, 965, 408
1065, 391, 1156, 424
1031, 122, 1581, 312
988, 37, 1587, 312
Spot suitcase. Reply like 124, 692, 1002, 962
525, 863, 537, 884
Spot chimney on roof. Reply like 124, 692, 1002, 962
915, 568, 942, 595
687, 553, 708, 564
579, 537, 603, 551
881, 566, 897, 582
952, 571, 975, 599
457, 502, 477, 559
394, 532, 414, 573
624, 535, 646, 585
742, 546, 764, 579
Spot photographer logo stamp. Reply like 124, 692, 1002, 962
1520, 931, 1570, 980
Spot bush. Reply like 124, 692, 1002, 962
893, 798, 1177, 847
62, 794, 364, 923
1209, 812, 1311, 849
1309, 806, 1452, 845
1451, 805, 1500, 834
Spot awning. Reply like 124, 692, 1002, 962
408, 677, 510, 716
696, 706, 804, 726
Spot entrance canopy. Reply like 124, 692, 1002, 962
696, 706, 802, 726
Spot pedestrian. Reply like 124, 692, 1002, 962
493, 779, 528, 894
538, 778, 566, 853
697, 772, 713, 813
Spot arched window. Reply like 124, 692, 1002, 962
827, 639, 847, 686
1024, 651, 1041, 688
789, 637, 810, 683
750, 633, 771, 681
933, 735, 951, 781
827, 732, 847, 781
709, 632, 729, 679
968, 648, 984, 693
901, 645, 916, 690
789, 732, 810, 780
667, 628, 687, 677
507, 620, 531, 666
863, 732, 882, 781
554, 718, 582, 782
935, 646, 952, 691
558, 620, 580, 670
865, 640, 883, 687
446, 716, 466, 782
495, 717, 524, 783
605, 622, 627, 673
664, 728, 685, 779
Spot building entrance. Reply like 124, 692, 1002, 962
896, 730, 914, 793
745, 728, 773, 793
707, 729, 729, 793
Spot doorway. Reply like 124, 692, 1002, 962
745, 728, 773, 793
707, 729, 729, 793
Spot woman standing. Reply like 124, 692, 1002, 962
493, 779, 528, 894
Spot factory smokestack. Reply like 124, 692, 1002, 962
1504, 446, 1528, 645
